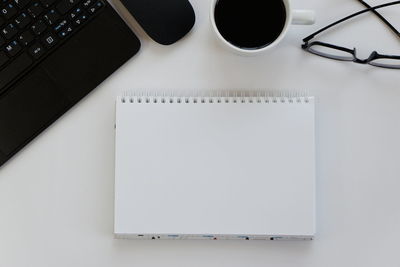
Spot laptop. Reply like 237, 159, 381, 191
0, 0, 141, 167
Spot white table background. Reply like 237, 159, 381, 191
1, 0, 400, 266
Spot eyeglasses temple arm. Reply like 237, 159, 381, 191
357, 0, 400, 38
303, 1, 400, 43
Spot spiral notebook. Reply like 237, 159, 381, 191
114, 92, 316, 240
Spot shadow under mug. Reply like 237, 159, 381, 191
210, 0, 315, 56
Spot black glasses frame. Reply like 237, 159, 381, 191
357, 0, 400, 38
302, 1, 400, 69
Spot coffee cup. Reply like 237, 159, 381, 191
210, 0, 315, 56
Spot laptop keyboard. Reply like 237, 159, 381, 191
0, 0, 105, 91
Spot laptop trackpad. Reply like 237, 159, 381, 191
0, 67, 70, 155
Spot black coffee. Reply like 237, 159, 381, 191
214, 0, 287, 50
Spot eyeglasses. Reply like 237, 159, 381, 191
302, 1, 400, 69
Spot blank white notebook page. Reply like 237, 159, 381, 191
115, 94, 315, 239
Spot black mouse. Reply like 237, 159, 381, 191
120, 0, 196, 45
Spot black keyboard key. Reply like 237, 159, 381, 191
41, 32, 57, 48
82, 0, 92, 8
58, 24, 72, 37
69, 6, 81, 19
40, 0, 56, 7
43, 9, 59, 25
14, 12, 31, 29
88, 1, 102, 14
14, 0, 31, 8
27, 2, 43, 18
73, 12, 87, 26
0, 51, 8, 67
28, 42, 45, 59
53, 18, 66, 31
18, 30, 34, 45
5, 40, 21, 56
56, 0, 79, 14
0, 17, 4, 27
0, 36, 4, 46
1, 3, 18, 19
31, 19, 46, 35
2, 23, 18, 39
0, 52, 32, 89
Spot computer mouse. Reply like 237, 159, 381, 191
120, 0, 196, 45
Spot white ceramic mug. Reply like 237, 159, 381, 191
210, 0, 315, 56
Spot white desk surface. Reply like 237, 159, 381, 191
1, 0, 399, 266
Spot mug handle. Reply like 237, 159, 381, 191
292, 10, 315, 25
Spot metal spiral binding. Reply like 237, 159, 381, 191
119, 91, 311, 104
